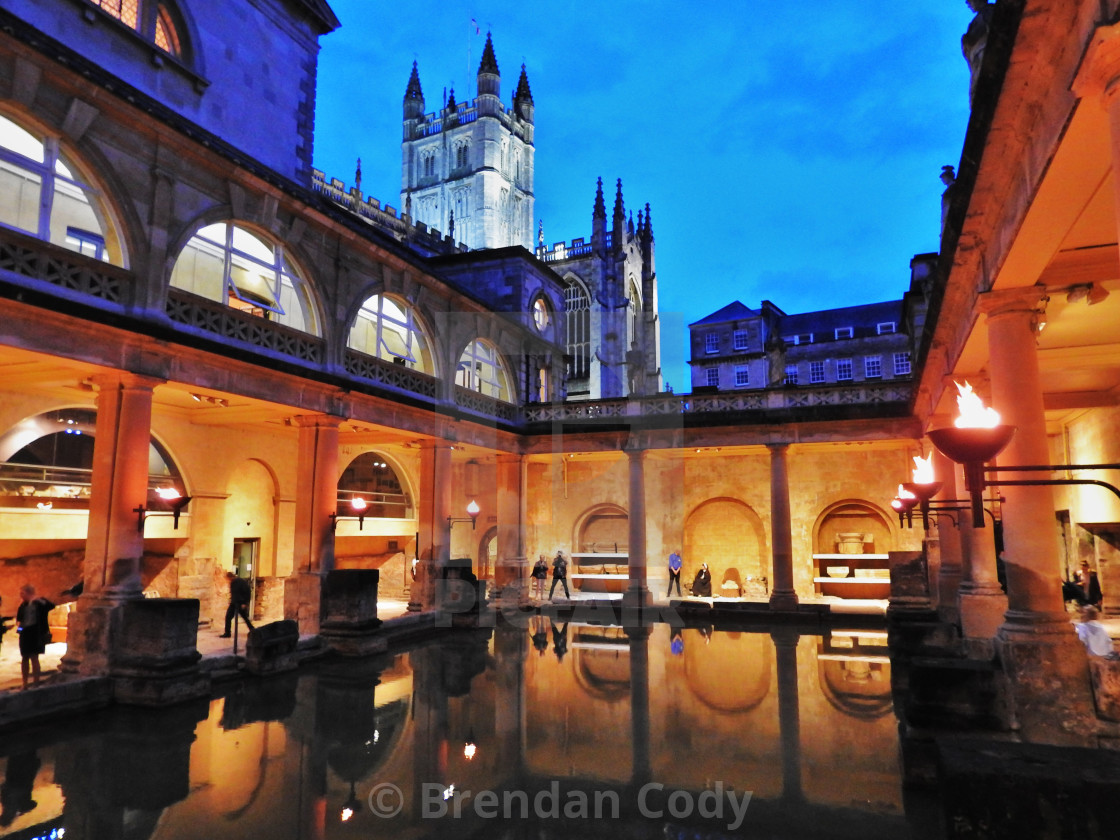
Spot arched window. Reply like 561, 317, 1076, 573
348, 294, 434, 373
0, 113, 123, 265
338, 452, 413, 519
455, 142, 469, 169
88, 0, 185, 59
564, 281, 590, 379
456, 339, 512, 402
531, 294, 551, 332
170, 222, 320, 335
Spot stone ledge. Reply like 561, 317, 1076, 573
0, 676, 112, 731
1089, 655, 1120, 721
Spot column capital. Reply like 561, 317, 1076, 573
290, 413, 345, 430
1073, 22, 1120, 107
765, 441, 791, 453
90, 371, 165, 393
976, 286, 1048, 318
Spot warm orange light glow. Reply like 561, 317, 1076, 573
341, 807, 354, 821
156, 487, 182, 500
912, 453, 935, 484
350, 496, 368, 511
466, 499, 480, 518
952, 381, 1001, 428
897, 484, 916, 501
464, 741, 477, 760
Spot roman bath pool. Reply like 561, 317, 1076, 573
1, 619, 939, 839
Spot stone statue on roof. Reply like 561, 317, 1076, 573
962, 0, 994, 105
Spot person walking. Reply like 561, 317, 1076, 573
220, 571, 255, 637
549, 550, 571, 600
667, 549, 683, 597
15, 584, 53, 690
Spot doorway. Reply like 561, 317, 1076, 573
232, 538, 259, 614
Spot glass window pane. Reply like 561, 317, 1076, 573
50, 178, 103, 254
231, 226, 275, 264
0, 114, 45, 163
0, 161, 42, 234
171, 236, 225, 300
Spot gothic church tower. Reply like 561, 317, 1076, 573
401, 35, 535, 251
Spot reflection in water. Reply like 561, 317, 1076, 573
0, 623, 909, 839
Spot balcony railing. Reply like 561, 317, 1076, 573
0, 226, 131, 307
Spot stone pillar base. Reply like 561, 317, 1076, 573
768, 590, 799, 611
997, 617, 1096, 745
110, 598, 209, 707
284, 572, 325, 636
494, 556, 530, 608
319, 569, 385, 657
622, 584, 651, 609
959, 585, 1008, 641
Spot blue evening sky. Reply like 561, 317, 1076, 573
313, 1, 974, 393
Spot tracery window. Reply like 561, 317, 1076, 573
88, 1, 184, 58
564, 282, 590, 379
348, 294, 434, 373
170, 222, 319, 335
456, 339, 512, 402
0, 113, 121, 264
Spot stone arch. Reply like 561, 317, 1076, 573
817, 657, 893, 720
453, 337, 515, 403
337, 449, 416, 520
811, 499, 896, 555
683, 497, 766, 595
684, 630, 771, 713
223, 456, 281, 577
572, 502, 628, 554
168, 215, 325, 339
0, 106, 132, 267
344, 290, 440, 377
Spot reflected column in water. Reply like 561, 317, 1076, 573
771, 628, 803, 803
495, 622, 527, 778
627, 626, 652, 790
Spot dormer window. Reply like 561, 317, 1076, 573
835, 326, 854, 339
783, 334, 813, 346
877, 322, 896, 335
87, 1, 184, 59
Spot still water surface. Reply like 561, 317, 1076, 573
0, 620, 922, 839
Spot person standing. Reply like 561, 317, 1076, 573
549, 550, 571, 600
667, 550, 683, 597
531, 555, 549, 600
220, 571, 255, 637
15, 584, 53, 690
1073, 560, 1103, 608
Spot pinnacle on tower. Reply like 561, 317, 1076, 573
478, 32, 500, 75
644, 202, 653, 242
404, 60, 424, 120
613, 178, 626, 238
515, 63, 534, 105
593, 177, 606, 220
446, 88, 457, 110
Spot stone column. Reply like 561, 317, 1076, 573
495, 454, 527, 602
768, 443, 799, 610
958, 507, 1007, 642
285, 414, 342, 635
979, 288, 1093, 743
410, 441, 453, 612
979, 289, 1066, 633
933, 444, 963, 620
623, 441, 650, 608
63, 372, 162, 676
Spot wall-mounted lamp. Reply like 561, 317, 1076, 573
891, 486, 919, 528
330, 496, 368, 532
134, 487, 191, 532
448, 499, 481, 530
900, 454, 943, 531
1065, 283, 1110, 306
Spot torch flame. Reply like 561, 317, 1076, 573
897, 484, 916, 500
350, 496, 368, 511
952, 381, 1001, 428
912, 453, 935, 484
155, 487, 181, 500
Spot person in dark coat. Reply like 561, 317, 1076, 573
221, 571, 255, 637
1063, 560, 1103, 608
15, 584, 53, 690
691, 563, 712, 598
549, 551, 571, 600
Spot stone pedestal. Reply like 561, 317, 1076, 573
1088, 655, 1120, 721
959, 584, 1008, 641
245, 619, 300, 675
494, 555, 529, 607
319, 569, 385, 656
110, 598, 209, 706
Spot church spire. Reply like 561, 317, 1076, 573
477, 32, 500, 100
643, 203, 653, 242
592, 177, 607, 247
478, 31, 500, 75
513, 63, 535, 122
612, 178, 626, 249
403, 60, 424, 120
593, 177, 606, 220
